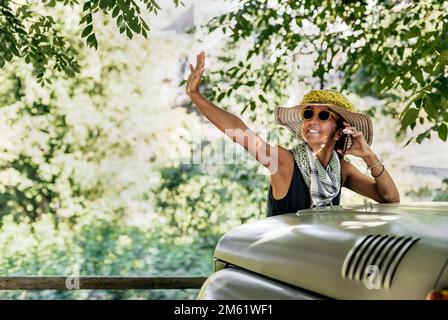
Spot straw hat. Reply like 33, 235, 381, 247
275, 89, 373, 147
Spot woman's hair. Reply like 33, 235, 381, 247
333, 115, 346, 157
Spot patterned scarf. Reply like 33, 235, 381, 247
291, 142, 341, 208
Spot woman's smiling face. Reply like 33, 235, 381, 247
301, 105, 340, 148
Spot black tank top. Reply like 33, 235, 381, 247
266, 155, 342, 217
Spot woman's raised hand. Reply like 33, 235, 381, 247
186, 51, 206, 97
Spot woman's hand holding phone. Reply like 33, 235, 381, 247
337, 121, 373, 159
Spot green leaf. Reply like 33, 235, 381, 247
141, 21, 150, 32
411, 68, 424, 84
219, 15, 226, 24
9, 45, 21, 57
141, 27, 148, 39
423, 95, 439, 120
258, 94, 267, 103
402, 77, 412, 91
86, 33, 98, 49
250, 100, 256, 111
438, 123, 448, 141
433, 77, 448, 99
117, 15, 124, 28
4, 48, 13, 61
403, 137, 414, 147
216, 92, 226, 102
401, 108, 419, 129
152, 1, 162, 11
246, 49, 256, 60
82, 1, 91, 11
402, 27, 420, 40
99, 0, 111, 10
128, 19, 141, 34
208, 25, 218, 33
81, 25, 93, 38
126, 27, 133, 39
79, 14, 90, 24
112, 5, 120, 18
416, 130, 431, 144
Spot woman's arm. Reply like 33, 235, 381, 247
338, 121, 400, 203
186, 52, 287, 175
362, 153, 400, 202
342, 158, 400, 203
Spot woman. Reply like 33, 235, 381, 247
186, 51, 400, 216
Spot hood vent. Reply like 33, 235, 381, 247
341, 234, 419, 289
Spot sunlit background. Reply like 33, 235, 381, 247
0, 0, 447, 299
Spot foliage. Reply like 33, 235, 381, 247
404, 178, 448, 201
0, 60, 118, 221
0, 11, 194, 222
433, 178, 448, 201
0, 0, 183, 84
0, 4, 246, 299
151, 139, 269, 247
205, 0, 448, 144
0, 214, 212, 299
0, 98, 74, 221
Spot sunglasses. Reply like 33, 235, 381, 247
300, 108, 338, 122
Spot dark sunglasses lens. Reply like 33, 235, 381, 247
318, 110, 331, 121
303, 109, 314, 119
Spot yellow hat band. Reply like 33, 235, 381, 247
300, 89, 357, 113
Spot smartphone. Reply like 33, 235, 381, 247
341, 134, 351, 155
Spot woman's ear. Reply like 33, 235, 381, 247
334, 128, 342, 141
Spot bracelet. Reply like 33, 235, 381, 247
367, 160, 382, 171
372, 165, 385, 178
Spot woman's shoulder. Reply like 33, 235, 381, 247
277, 145, 294, 164
270, 145, 295, 180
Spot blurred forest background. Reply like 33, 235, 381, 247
0, 0, 447, 299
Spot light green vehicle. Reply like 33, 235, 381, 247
198, 202, 448, 300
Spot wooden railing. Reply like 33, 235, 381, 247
0, 276, 207, 290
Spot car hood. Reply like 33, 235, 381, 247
214, 202, 448, 299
